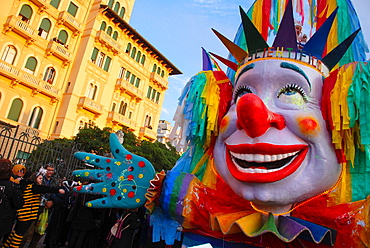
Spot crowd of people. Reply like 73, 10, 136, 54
0, 159, 182, 248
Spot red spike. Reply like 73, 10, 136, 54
209, 52, 238, 71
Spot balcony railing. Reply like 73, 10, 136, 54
107, 111, 136, 130
58, 11, 82, 34
4, 16, 37, 44
139, 127, 157, 140
0, 60, 60, 99
77, 97, 103, 116
96, 30, 121, 54
150, 72, 168, 89
115, 79, 144, 101
46, 41, 71, 64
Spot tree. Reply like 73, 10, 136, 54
73, 125, 112, 155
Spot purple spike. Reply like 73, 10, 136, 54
272, 0, 297, 50
201, 47, 213, 71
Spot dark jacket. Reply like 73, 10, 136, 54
0, 179, 23, 237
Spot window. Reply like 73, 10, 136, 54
113, 2, 120, 12
152, 64, 157, 73
140, 55, 146, 65
128, 111, 132, 119
135, 51, 141, 63
86, 83, 97, 100
161, 70, 164, 78
43, 67, 56, 83
7, 98, 23, 122
130, 47, 136, 59
50, 0, 61, 9
125, 43, 131, 54
28, 107, 43, 129
96, 52, 105, 67
147, 86, 152, 98
129, 74, 136, 85
144, 115, 152, 128
111, 103, 116, 111
106, 26, 112, 36
112, 31, 118, 40
1, 45, 17, 64
103, 56, 111, 72
119, 7, 125, 18
91, 47, 99, 62
156, 92, 160, 103
38, 18, 51, 39
107, 0, 113, 8
119, 101, 127, 115
57, 30, 68, 45
135, 78, 140, 88
124, 71, 131, 81
157, 66, 161, 74
24, 56, 37, 74
67, 2, 78, 17
19, 4, 33, 23
100, 21, 107, 31
151, 89, 156, 101
118, 67, 125, 78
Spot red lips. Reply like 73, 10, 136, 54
226, 143, 308, 183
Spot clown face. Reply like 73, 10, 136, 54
214, 59, 341, 213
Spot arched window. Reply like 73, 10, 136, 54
140, 55, 146, 65
38, 18, 51, 39
130, 47, 136, 59
43, 67, 56, 83
152, 64, 157, 73
113, 2, 120, 12
144, 115, 152, 128
119, 7, 125, 18
157, 66, 161, 74
125, 43, 131, 54
1, 45, 17, 65
100, 21, 107, 31
19, 4, 33, 23
118, 101, 127, 115
106, 26, 112, 36
135, 51, 141, 63
57, 30, 68, 45
160, 70, 164, 77
112, 31, 118, 40
28, 106, 43, 129
87, 83, 98, 100
111, 103, 116, 111
7, 98, 23, 122
107, 0, 114, 8
24, 56, 37, 74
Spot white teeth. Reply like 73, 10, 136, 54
230, 151, 299, 163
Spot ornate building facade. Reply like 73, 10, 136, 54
0, 0, 181, 142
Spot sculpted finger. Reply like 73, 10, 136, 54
72, 169, 106, 181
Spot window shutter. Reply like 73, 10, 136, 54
91, 48, 99, 61
103, 56, 111, 71
67, 2, 78, 17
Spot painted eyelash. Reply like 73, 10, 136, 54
277, 84, 308, 102
234, 85, 253, 102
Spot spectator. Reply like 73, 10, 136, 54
10, 164, 26, 184
2, 172, 64, 248
0, 159, 23, 244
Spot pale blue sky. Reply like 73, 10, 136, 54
130, 0, 370, 125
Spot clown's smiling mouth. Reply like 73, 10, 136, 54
230, 151, 299, 172
226, 143, 308, 183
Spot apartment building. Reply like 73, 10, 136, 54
0, 0, 181, 142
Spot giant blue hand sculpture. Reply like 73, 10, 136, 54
73, 133, 155, 209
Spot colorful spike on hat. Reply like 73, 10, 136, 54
212, 0, 361, 76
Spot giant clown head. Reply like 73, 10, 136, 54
212, 3, 361, 215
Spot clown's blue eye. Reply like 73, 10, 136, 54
234, 85, 253, 102
277, 84, 308, 105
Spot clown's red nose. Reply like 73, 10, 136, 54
236, 94, 285, 138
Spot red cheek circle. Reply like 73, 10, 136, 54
220, 116, 230, 133
298, 117, 319, 135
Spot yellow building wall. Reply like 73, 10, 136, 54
0, 0, 180, 142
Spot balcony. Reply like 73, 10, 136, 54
0, 60, 60, 100
115, 79, 144, 102
77, 97, 103, 117
29, 0, 47, 8
139, 127, 157, 141
96, 30, 121, 55
3, 16, 37, 45
107, 111, 136, 131
150, 72, 168, 90
57, 11, 82, 35
46, 41, 71, 66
